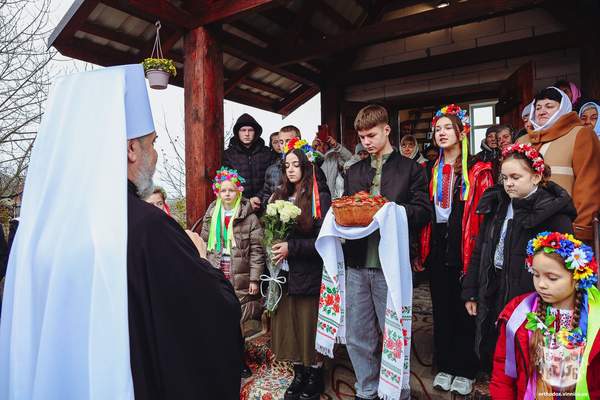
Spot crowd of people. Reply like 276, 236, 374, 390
171, 81, 599, 399
0, 64, 599, 400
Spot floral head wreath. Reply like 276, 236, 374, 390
283, 137, 319, 163
431, 104, 472, 201
526, 231, 598, 290
502, 143, 545, 175
431, 104, 471, 134
212, 167, 245, 196
282, 137, 322, 219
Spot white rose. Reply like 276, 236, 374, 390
290, 206, 301, 219
275, 200, 286, 210
280, 212, 291, 223
266, 203, 277, 216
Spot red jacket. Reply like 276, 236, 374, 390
491, 293, 600, 399
420, 160, 494, 273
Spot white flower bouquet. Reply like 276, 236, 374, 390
261, 200, 302, 313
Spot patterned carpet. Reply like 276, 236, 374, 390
241, 283, 491, 400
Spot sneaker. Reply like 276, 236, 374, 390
450, 376, 475, 395
432, 372, 454, 391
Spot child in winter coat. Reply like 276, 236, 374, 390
200, 167, 265, 377
462, 143, 576, 372
491, 232, 600, 399
421, 104, 495, 395
268, 138, 331, 400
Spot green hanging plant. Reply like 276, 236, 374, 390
142, 58, 177, 77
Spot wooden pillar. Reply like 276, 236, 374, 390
184, 26, 224, 228
320, 84, 341, 141
581, 39, 600, 100
388, 105, 400, 148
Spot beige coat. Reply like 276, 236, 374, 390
518, 112, 600, 240
200, 198, 265, 303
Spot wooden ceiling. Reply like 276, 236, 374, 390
49, 0, 571, 115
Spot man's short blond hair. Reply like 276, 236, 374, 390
279, 125, 301, 138
354, 104, 389, 131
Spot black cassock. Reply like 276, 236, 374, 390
127, 181, 242, 400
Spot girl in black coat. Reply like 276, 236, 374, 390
461, 143, 576, 372
269, 145, 331, 400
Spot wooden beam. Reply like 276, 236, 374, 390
384, 82, 501, 109
229, 21, 274, 44
337, 31, 577, 85
224, 63, 257, 95
191, 0, 280, 26
243, 78, 288, 98
48, 0, 100, 48
321, 83, 342, 140
79, 21, 148, 50
261, 6, 325, 43
100, 0, 184, 31
274, 1, 314, 49
184, 26, 224, 227
322, 0, 386, 80
317, 0, 354, 30
355, 0, 373, 12
275, 85, 319, 116
218, 30, 320, 86
227, 88, 278, 112
54, 37, 139, 67
122, 0, 197, 30
276, 0, 544, 65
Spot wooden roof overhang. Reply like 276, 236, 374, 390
49, 0, 585, 115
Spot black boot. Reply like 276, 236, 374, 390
299, 366, 324, 400
285, 365, 308, 400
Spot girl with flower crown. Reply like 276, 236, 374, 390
200, 167, 265, 378
462, 144, 576, 373
420, 104, 495, 395
491, 232, 600, 399
268, 137, 331, 400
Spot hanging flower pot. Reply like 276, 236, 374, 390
143, 58, 176, 90
142, 22, 176, 90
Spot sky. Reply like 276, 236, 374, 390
47, 0, 321, 195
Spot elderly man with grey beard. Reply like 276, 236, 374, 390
0, 64, 242, 400
126, 111, 243, 400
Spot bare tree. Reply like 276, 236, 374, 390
0, 0, 55, 205
157, 111, 236, 226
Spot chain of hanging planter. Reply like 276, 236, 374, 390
142, 21, 177, 90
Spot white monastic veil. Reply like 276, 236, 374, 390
0, 64, 154, 399
529, 86, 572, 131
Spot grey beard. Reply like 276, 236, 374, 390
134, 151, 155, 199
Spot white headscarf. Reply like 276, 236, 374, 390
529, 86, 572, 131
521, 101, 533, 119
578, 101, 600, 137
0, 64, 154, 400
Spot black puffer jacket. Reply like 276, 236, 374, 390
343, 150, 431, 265
281, 183, 331, 296
223, 114, 276, 198
461, 181, 576, 354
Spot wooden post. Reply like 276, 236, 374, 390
581, 39, 600, 100
387, 105, 400, 148
184, 26, 224, 228
321, 84, 341, 142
